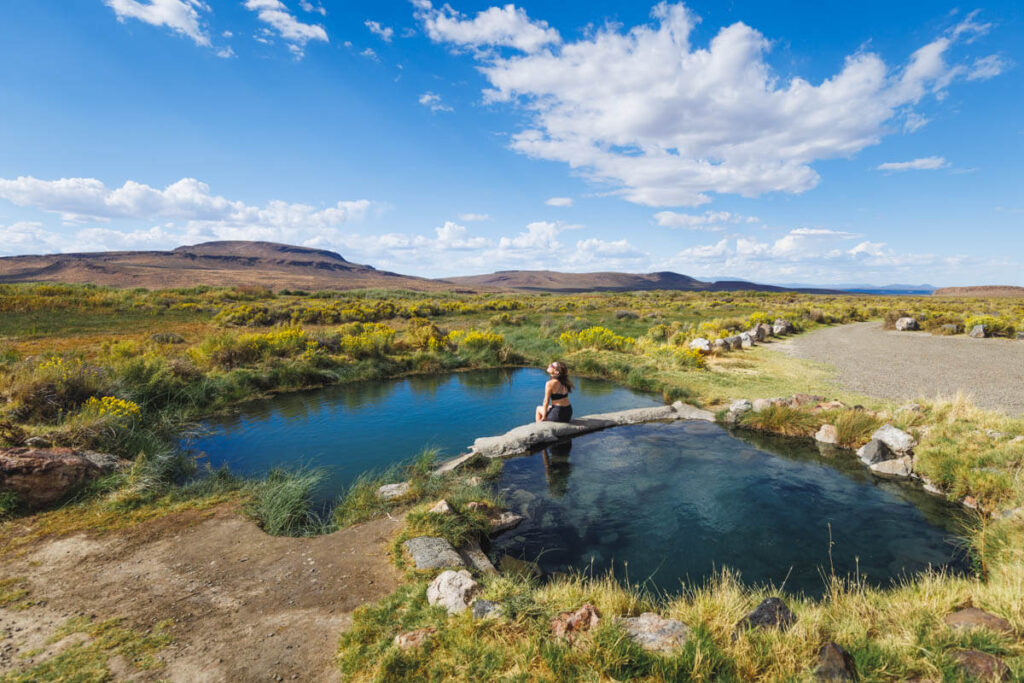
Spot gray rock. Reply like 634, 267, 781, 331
815, 424, 839, 445
712, 338, 728, 352
671, 402, 715, 421
895, 317, 919, 331
730, 399, 753, 415
856, 439, 893, 465
689, 337, 711, 354
750, 326, 766, 342
402, 536, 465, 570
940, 323, 961, 334
617, 612, 690, 653
458, 540, 497, 575
490, 511, 525, 534
739, 332, 755, 349
725, 335, 743, 350
758, 322, 774, 338
871, 424, 916, 454
736, 597, 796, 633
969, 324, 987, 339
752, 398, 775, 413
952, 650, 1011, 681
814, 642, 857, 681
869, 455, 913, 479
427, 570, 479, 614
944, 607, 1014, 635
377, 482, 411, 500
772, 319, 794, 335
472, 599, 504, 619
985, 430, 1007, 440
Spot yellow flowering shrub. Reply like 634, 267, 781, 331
83, 396, 142, 420
559, 326, 634, 352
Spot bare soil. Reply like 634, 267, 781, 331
774, 321, 1024, 415
0, 504, 403, 681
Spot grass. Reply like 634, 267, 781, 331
245, 466, 331, 536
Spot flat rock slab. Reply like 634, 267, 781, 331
402, 536, 465, 570
468, 402, 714, 458
869, 455, 913, 479
457, 540, 497, 576
944, 607, 1014, 635
617, 612, 690, 653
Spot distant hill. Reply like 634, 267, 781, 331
932, 286, 1024, 298
446, 270, 837, 294
0, 241, 449, 291
0, 241, 840, 294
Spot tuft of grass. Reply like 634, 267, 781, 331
244, 467, 330, 537
830, 409, 883, 448
0, 577, 32, 610
739, 404, 818, 437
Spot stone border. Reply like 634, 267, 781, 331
433, 401, 715, 474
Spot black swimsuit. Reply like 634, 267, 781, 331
545, 384, 572, 423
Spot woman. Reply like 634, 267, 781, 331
535, 361, 573, 423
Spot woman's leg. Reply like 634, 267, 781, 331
535, 405, 545, 422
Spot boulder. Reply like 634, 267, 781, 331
969, 324, 988, 338
0, 447, 125, 509
815, 424, 839, 445
736, 597, 796, 634
894, 317, 919, 331
943, 607, 1014, 635
750, 326, 766, 342
428, 499, 454, 515
402, 536, 466, 571
814, 642, 857, 681
616, 612, 690, 653
551, 603, 600, 643
689, 338, 712, 354
377, 482, 411, 500
457, 539, 497, 576
730, 399, 753, 416
869, 456, 913, 479
394, 627, 436, 650
739, 332, 755, 349
790, 394, 826, 407
952, 650, 1011, 681
871, 424, 916, 454
427, 570, 479, 615
472, 599, 504, 620
1016, 331, 1024, 341
490, 511, 525, 534
725, 335, 743, 350
856, 439, 893, 465
772, 319, 793, 335
712, 338, 728, 353
752, 398, 775, 413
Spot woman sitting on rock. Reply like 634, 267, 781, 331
535, 361, 573, 423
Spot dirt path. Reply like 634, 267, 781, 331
0, 504, 403, 681
773, 322, 1024, 415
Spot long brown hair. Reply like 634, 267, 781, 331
548, 361, 573, 392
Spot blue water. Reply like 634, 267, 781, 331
185, 368, 663, 497
491, 421, 967, 597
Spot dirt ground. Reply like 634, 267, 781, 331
0, 504, 403, 681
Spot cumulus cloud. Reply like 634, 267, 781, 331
418, 92, 453, 112
419, 3, 1003, 207
545, 197, 573, 207
105, 0, 211, 46
653, 210, 757, 230
243, 0, 328, 57
0, 175, 370, 229
365, 20, 394, 42
876, 156, 950, 171
412, 0, 560, 53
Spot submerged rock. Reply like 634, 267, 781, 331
735, 597, 796, 634
814, 642, 857, 681
402, 536, 465, 570
490, 511, 525, 534
617, 612, 691, 653
427, 570, 479, 615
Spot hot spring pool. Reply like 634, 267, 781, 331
490, 420, 966, 596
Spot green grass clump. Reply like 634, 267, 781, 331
830, 409, 883, 448
739, 405, 818, 437
245, 467, 330, 537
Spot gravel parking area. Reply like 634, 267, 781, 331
773, 322, 1024, 416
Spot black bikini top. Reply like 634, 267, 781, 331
550, 383, 569, 400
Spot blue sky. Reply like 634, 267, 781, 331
0, 1, 1021, 285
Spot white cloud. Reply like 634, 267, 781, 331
243, 0, 328, 57
418, 91, 453, 112
876, 156, 950, 171
544, 197, 573, 207
967, 54, 1007, 81
653, 210, 757, 230
361, 47, 380, 61
299, 0, 326, 16
413, 0, 560, 53
0, 175, 370, 229
497, 221, 566, 249
458, 213, 492, 221
365, 20, 394, 42
105, 0, 211, 46
421, 3, 1002, 207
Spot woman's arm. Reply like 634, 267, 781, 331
541, 379, 554, 414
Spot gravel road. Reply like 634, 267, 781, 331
773, 322, 1024, 416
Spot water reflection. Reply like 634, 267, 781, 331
541, 440, 573, 497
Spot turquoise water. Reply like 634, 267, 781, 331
185, 368, 663, 497
491, 421, 967, 596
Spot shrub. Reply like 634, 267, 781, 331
82, 396, 142, 421
452, 330, 505, 352
3, 356, 107, 423
559, 326, 634, 352
671, 346, 707, 369
194, 328, 310, 368
214, 303, 278, 327
964, 315, 1016, 338
404, 320, 451, 351
337, 322, 397, 359
614, 310, 639, 320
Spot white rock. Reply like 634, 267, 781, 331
616, 612, 691, 653
869, 456, 913, 479
894, 317, 919, 332
815, 424, 839, 445
689, 337, 711, 354
428, 499, 454, 514
377, 482, 411, 500
752, 398, 774, 413
427, 570, 479, 615
730, 399, 753, 415
871, 424, 917, 455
